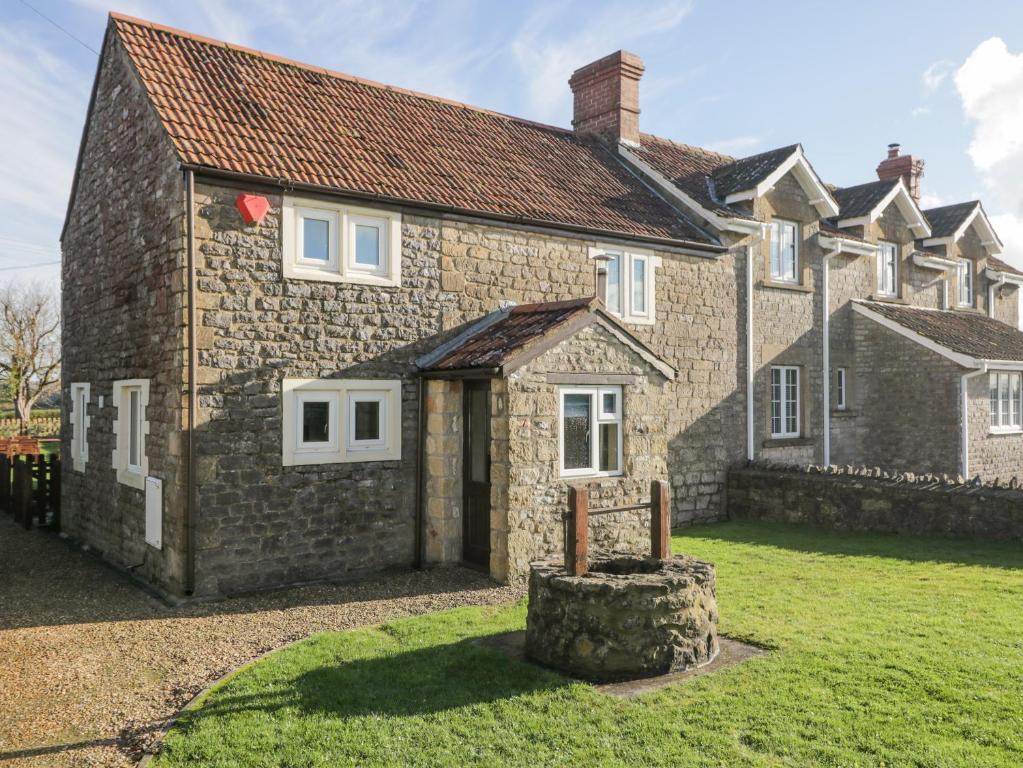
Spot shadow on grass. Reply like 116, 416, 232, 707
177, 634, 569, 725
677, 520, 1023, 570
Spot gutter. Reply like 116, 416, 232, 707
184, 169, 197, 595
821, 245, 842, 466
960, 364, 989, 478
178, 163, 727, 258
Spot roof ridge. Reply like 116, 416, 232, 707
108, 12, 576, 138
639, 133, 736, 164
835, 177, 899, 193
921, 200, 981, 213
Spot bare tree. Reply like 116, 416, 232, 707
0, 282, 60, 434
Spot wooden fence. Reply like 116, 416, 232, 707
0, 417, 60, 437
0, 453, 60, 530
565, 480, 671, 576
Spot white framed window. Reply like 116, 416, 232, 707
877, 241, 898, 297
112, 379, 149, 489
282, 378, 401, 466
770, 219, 799, 283
990, 372, 1023, 432
957, 260, 974, 307
559, 386, 623, 478
70, 382, 90, 472
283, 197, 401, 286
590, 246, 658, 324
835, 368, 847, 411
770, 366, 800, 438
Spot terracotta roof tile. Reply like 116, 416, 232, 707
108, 15, 716, 247
859, 300, 1023, 362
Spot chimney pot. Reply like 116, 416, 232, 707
887, 143, 900, 159
569, 50, 645, 146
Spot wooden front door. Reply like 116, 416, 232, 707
462, 380, 491, 569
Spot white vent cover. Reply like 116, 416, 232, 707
145, 476, 162, 549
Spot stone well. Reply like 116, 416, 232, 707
525, 553, 718, 682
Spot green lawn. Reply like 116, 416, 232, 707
154, 522, 1023, 767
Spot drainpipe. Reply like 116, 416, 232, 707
960, 364, 988, 478
745, 244, 755, 461
184, 169, 197, 595
822, 247, 840, 466
988, 275, 1006, 319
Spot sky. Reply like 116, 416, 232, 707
4, 0, 1023, 288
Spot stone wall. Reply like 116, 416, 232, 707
497, 324, 671, 582
423, 379, 462, 564
992, 282, 1020, 329
728, 464, 1023, 542
60, 32, 188, 594
967, 372, 1023, 481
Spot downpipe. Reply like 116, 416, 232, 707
821, 248, 840, 466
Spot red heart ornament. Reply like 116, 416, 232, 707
236, 194, 270, 225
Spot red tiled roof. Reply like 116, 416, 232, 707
107, 14, 717, 248
423, 299, 594, 371
858, 300, 1023, 362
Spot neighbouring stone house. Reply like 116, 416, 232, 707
60, 13, 1023, 597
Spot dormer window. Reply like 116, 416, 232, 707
770, 219, 799, 283
957, 260, 974, 307
877, 241, 898, 297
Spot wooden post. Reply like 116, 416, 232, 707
33, 454, 46, 527
49, 455, 61, 531
650, 479, 671, 560
567, 485, 589, 576
15, 456, 33, 530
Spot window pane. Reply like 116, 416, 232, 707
355, 224, 381, 267
563, 394, 591, 470
78, 392, 86, 455
129, 389, 140, 466
1012, 374, 1021, 427
602, 392, 617, 416
782, 223, 797, 281
302, 400, 330, 443
599, 422, 619, 472
354, 400, 381, 441
303, 217, 330, 261
605, 254, 621, 313
632, 258, 647, 314
1001, 374, 1011, 427
786, 369, 799, 435
991, 374, 1001, 427
771, 368, 782, 435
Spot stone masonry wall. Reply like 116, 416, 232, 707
728, 464, 1023, 542
849, 312, 961, 475
497, 324, 671, 582
423, 379, 462, 564
992, 283, 1020, 329
967, 372, 1023, 481
60, 33, 188, 594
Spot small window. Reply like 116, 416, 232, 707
70, 382, 90, 472
770, 219, 799, 283
770, 366, 800, 438
283, 198, 400, 286
877, 241, 898, 297
560, 386, 623, 478
591, 247, 657, 324
957, 260, 974, 307
835, 368, 847, 411
113, 379, 149, 489
990, 372, 1023, 431
283, 379, 401, 465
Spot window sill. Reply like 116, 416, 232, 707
760, 279, 812, 294
988, 428, 1023, 436
560, 471, 624, 481
283, 265, 401, 288
116, 467, 145, 490
762, 437, 815, 448
831, 408, 856, 418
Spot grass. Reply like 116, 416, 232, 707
154, 522, 1023, 767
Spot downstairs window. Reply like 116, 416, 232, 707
560, 386, 623, 478
990, 372, 1022, 431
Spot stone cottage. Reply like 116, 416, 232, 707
60, 13, 1023, 597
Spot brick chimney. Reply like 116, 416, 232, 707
876, 143, 925, 202
568, 51, 645, 146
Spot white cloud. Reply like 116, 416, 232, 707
510, 0, 693, 124
954, 38, 1023, 270
922, 59, 954, 92
705, 136, 762, 156
911, 106, 930, 118
918, 192, 945, 210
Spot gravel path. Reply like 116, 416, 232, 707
0, 516, 521, 767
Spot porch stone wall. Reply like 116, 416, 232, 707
495, 324, 671, 583
423, 379, 462, 563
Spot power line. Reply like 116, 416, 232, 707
19, 0, 99, 56
0, 261, 61, 272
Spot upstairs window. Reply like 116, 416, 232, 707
283, 198, 401, 286
70, 382, 90, 472
560, 386, 623, 478
770, 219, 799, 283
990, 372, 1022, 431
770, 366, 800, 438
877, 241, 898, 297
957, 260, 974, 307
591, 247, 657, 324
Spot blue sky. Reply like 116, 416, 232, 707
4, 0, 1023, 286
